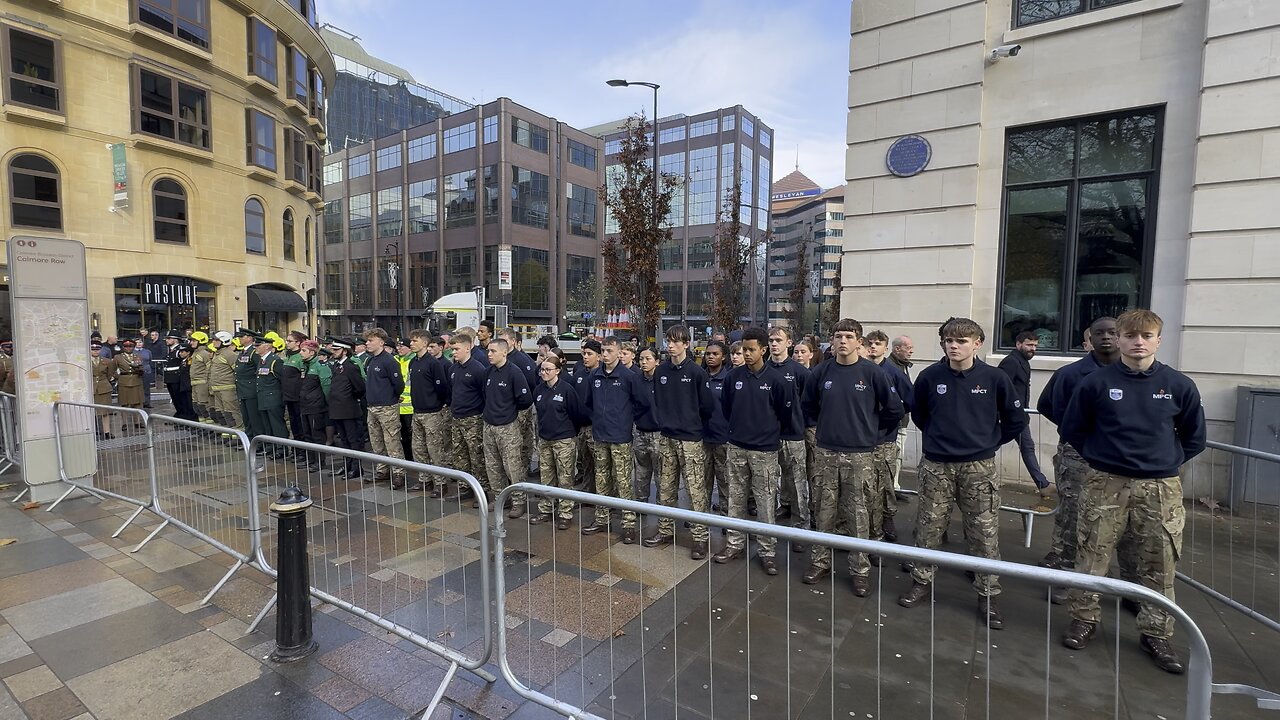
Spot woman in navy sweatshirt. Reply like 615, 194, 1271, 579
529, 353, 586, 530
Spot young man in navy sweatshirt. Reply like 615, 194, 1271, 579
645, 325, 715, 559
899, 317, 1025, 629
362, 329, 407, 488
712, 328, 795, 575
449, 332, 488, 505
768, 327, 812, 537
1059, 309, 1205, 674
801, 319, 905, 596
482, 338, 534, 518
997, 330, 1049, 493
407, 329, 452, 495
500, 327, 540, 476
870, 331, 914, 544
582, 336, 651, 541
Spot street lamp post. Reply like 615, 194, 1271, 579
607, 78, 659, 342
383, 242, 401, 338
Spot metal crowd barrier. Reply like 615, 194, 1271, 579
900, 407, 1058, 547
1180, 440, 1280, 635
492, 482, 1230, 720
248, 434, 496, 715
0, 392, 20, 480
47, 402, 157, 538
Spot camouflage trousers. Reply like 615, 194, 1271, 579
450, 415, 487, 493
633, 430, 662, 501
537, 438, 576, 520
576, 426, 596, 493
778, 439, 810, 529
410, 411, 450, 488
810, 448, 873, 575
366, 405, 405, 480
869, 441, 899, 540
1068, 472, 1184, 639
517, 406, 535, 468
911, 458, 1001, 596
482, 421, 526, 505
657, 437, 709, 542
593, 442, 638, 528
726, 446, 780, 557
1050, 442, 1139, 578
703, 442, 729, 510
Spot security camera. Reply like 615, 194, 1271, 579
989, 44, 1022, 62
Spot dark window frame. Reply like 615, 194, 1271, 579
512, 118, 549, 153
3, 26, 63, 113
152, 177, 188, 243
994, 105, 1164, 354
133, 0, 211, 51
323, 199, 343, 244
8, 153, 61, 230
245, 197, 267, 255
304, 215, 311, 265
245, 108, 277, 172
132, 65, 212, 150
283, 127, 306, 184
283, 208, 295, 262
286, 45, 308, 105
567, 139, 597, 170
246, 17, 277, 85
1013, 0, 1139, 28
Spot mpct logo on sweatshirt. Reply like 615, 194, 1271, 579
1153, 388, 1173, 400
854, 380, 867, 392
970, 384, 988, 395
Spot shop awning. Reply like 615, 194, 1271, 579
246, 287, 307, 313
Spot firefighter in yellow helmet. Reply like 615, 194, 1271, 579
188, 330, 213, 421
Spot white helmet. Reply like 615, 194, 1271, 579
213, 331, 233, 344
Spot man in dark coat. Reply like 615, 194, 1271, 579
327, 338, 366, 478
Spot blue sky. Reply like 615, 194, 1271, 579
319, 0, 850, 189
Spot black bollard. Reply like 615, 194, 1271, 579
269, 486, 318, 663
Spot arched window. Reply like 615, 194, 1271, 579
245, 198, 266, 255
304, 216, 312, 265
8, 154, 61, 229
153, 179, 188, 243
283, 208, 295, 262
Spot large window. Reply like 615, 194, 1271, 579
135, 0, 210, 50
443, 170, 476, 228
376, 144, 401, 172
604, 139, 622, 155
688, 237, 714, 269
410, 251, 439, 307
512, 118, 548, 153
134, 66, 211, 150
444, 248, 474, 294
566, 255, 595, 306
245, 109, 276, 171
567, 183, 597, 238
408, 134, 435, 163
348, 192, 371, 243
376, 187, 402, 237
511, 167, 549, 229
247, 18, 276, 85
304, 216, 311, 265
511, 247, 549, 311
287, 47, 308, 105
8, 154, 61, 229
348, 153, 369, 178
659, 238, 682, 270
690, 119, 716, 138
998, 108, 1161, 351
323, 199, 342, 244
1015, 0, 1137, 27
4, 28, 61, 113
568, 139, 597, 170
688, 146, 718, 225
483, 165, 499, 223
245, 198, 266, 255
324, 161, 342, 185
483, 115, 497, 144
443, 122, 475, 154
282, 209, 295, 261
660, 282, 683, 316
307, 143, 322, 193
323, 261, 343, 308
408, 179, 437, 232
283, 128, 306, 183
153, 178, 187, 243
659, 126, 685, 145
349, 258, 371, 307
687, 281, 712, 317
660, 152, 685, 226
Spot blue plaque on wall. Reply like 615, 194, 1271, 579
885, 135, 932, 177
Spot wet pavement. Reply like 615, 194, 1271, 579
0, 398, 1276, 719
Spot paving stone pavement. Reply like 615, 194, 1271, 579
0, 397, 1275, 719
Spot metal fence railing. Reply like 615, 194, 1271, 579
248, 435, 496, 715
0, 392, 20, 481
492, 482, 1237, 720
1180, 440, 1280, 635
47, 402, 157, 539
900, 408, 1058, 547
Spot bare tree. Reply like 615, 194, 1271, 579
710, 180, 750, 334
787, 253, 807, 330
600, 115, 680, 344
821, 266, 842, 337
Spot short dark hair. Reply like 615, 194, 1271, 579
537, 334, 558, 348
601, 336, 621, 348
582, 339, 602, 354
1089, 316, 1117, 330
409, 329, 430, 342
705, 340, 729, 356
865, 330, 889, 344
1014, 330, 1038, 344
429, 335, 445, 346
489, 338, 509, 352
742, 327, 769, 346
832, 318, 864, 337
288, 331, 308, 342
938, 317, 985, 342
480, 319, 495, 332
665, 324, 691, 343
